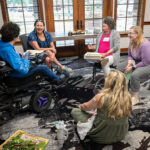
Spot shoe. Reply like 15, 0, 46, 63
101, 58, 109, 67
62, 66, 72, 72
62, 66, 72, 77
131, 97, 139, 106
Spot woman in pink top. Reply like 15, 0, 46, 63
88, 16, 120, 76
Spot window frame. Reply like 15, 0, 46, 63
0, 0, 146, 44
114, 0, 146, 37
0, 0, 44, 33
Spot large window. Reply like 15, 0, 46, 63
85, 0, 103, 31
53, 0, 74, 46
5, 0, 40, 34
116, 0, 141, 31
1, 0, 145, 46
85, 0, 103, 45
53, 0, 73, 33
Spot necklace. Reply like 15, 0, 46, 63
103, 32, 111, 37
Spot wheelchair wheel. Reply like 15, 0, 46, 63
30, 90, 52, 113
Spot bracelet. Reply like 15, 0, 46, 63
132, 64, 136, 70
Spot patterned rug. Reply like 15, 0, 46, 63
37, 72, 150, 150
0, 56, 150, 149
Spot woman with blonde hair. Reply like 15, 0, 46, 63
72, 70, 132, 144
118, 26, 150, 105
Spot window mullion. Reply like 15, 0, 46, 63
21, 0, 27, 34
93, 0, 94, 27
125, 0, 129, 31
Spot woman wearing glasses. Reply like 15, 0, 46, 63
28, 19, 71, 73
118, 26, 150, 105
88, 16, 120, 76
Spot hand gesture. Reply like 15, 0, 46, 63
88, 44, 95, 50
100, 53, 106, 59
125, 66, 132, 74
50, 48, 56, 54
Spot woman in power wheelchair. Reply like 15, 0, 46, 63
0, 22, 68, 123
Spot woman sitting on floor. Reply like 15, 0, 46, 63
118, 26, 150, 105
0, 22, 64, 83
72, 70, 132, 144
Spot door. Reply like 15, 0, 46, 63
44, 0, 107, 57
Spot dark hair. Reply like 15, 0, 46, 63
103, 16, 116, 30
0, 22, 20, 42
34, 19, 45, 27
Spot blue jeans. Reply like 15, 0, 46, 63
24, 53, 60, 80
23, 65, 60, 80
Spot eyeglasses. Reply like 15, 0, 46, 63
128, 32, 137, 35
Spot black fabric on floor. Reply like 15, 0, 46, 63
37, 75, 95, 122
36, 74, 150, 150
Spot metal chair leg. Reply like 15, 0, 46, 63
93, 65, 96, 81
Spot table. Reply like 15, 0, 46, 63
50, 31, 98, 57
50, 32, 98, 41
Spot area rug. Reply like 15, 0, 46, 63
37, 73, 150, 150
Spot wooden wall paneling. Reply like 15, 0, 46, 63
73, 0, 78, 31
78, 0, 84, 30
56, 46, 79, 57
114, 0, 117, 22
144, 22, 150, 25
1, 0, 9, 22
38, 0, 44, 20
103, 0, 113, 18
121, 48, 128, 53
44, 0, 54, 32
141, 0, 146, 30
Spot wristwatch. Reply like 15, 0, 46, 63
132, 64, 136, 70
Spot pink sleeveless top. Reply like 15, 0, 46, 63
98, 33, 112, 57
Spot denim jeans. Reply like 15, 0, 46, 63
23, 65, 60, 80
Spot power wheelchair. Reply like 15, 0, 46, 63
0, 58, 64, 124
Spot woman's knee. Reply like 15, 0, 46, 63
45, 57, 50, 62
45, 56, 53, 64
71, 108, 81, 117
131, 71, 140, 81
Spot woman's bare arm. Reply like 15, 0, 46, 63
29, 41, 56, 52
79, 93, 104, 111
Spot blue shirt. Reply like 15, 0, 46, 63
27, 30, 53, 49
0, 39, 30, 78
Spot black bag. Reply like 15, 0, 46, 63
29, 52, 48, 67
